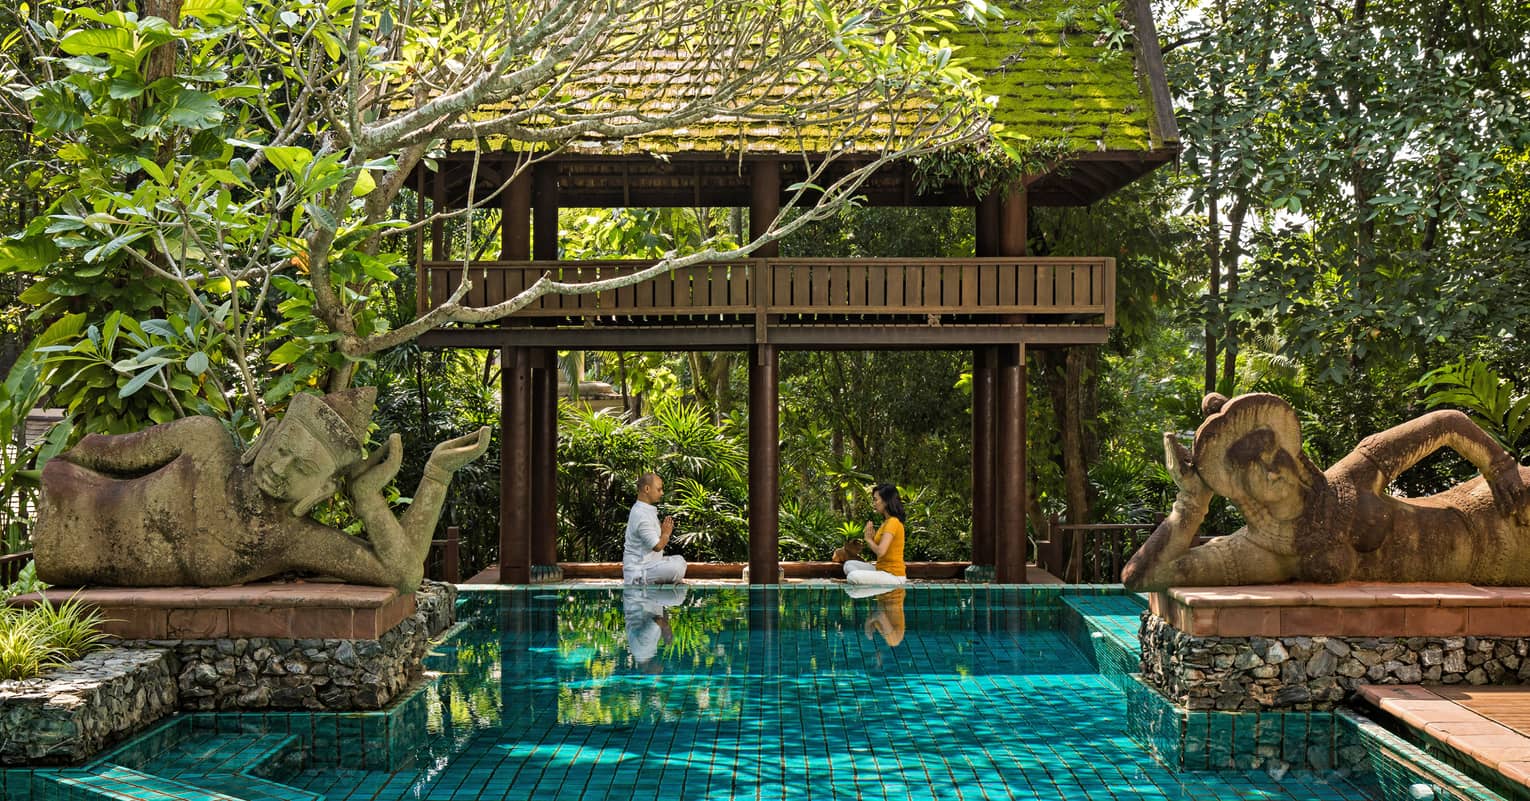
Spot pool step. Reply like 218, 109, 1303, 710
39, 734, 325, 801
1062, 594, 1145, 678
137, 733, 323, 801
50, 764, 248, 801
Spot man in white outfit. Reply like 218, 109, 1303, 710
623, 472, 688, 584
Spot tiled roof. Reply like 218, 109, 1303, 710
446, 0, 1175, 158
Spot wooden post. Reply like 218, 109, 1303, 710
533, 164, 559, 261
996, 342, 1027, 583
1000, 187, 1028, 257
414, 169, 427, 315
501, 162, 531, 261
500, 346, 532, 583
530, 347, 558, 571
431, 168, 447, 260
971, 346, 996, 567
444, 526, 460, 584
748, 344, 780, 583
750, 161, 780, 258
976, 194, 1001, 258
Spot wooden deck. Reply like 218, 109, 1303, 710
1360, 684, 1530, 792
419, 257, 1115, 347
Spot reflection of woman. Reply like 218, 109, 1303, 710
844, 484, 908, 585
864, 588, 906, 647
1123, 393, 1530, 591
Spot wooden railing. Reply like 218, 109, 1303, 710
420, 257, 1115, 324
1034, 519, 1160, 584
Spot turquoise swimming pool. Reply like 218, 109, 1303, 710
8, 586, 1473, 800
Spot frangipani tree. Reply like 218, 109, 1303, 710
1, 0, 1019, 437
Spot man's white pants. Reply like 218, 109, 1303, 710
624, 554, 688, 584
843, 559, 906, 585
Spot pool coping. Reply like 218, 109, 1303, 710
1359, 684, 1530, 796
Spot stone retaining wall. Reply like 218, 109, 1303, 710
120, 581, 457, 712
0, 648, 177, 765
1141, 612, 1530, 711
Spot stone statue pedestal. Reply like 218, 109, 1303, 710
4, 581, 454, 719
10, 583, 418, 640
1139, 583, 1530, 712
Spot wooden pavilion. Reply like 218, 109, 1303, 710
414, 0, 1179, 584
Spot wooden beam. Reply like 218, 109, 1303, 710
976, 194, 1001, 258
500, 346, 532, 583
999, 188, 1028, 257
501, 162, 531, 261
533, 164, 560, 261
971, 346, 996, 567
418, 324, 1111, 351
530, 347, 558, 570
750, 161, 781, 259
749, 344, 780, 583
996, 342, 1027, 583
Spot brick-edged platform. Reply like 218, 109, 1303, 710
1148, 583, 1530, 638
7, 583, 416, 640
1360, 684, 1530, 795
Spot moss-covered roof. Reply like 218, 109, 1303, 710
448, 0, 1176, 159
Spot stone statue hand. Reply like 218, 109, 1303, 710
349, 433, 403, 497
426, 427, 492, 475
1486, 457, 1529, 524
1164, 432, 1212, 506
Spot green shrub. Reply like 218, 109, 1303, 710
0, 597, 111, 680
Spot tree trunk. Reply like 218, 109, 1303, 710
1061, 347, 1091, 582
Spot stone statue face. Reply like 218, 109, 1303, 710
252, 421, 340, 504
1221, 429, 1307, 522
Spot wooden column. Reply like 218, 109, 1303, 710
431, 168, 447, 261
414, 169, 427, 314
750, 161, 780, 257
971, 346, 997, 567
501, 163, 531, 261
747, 160, 782, 583
533, 164, 559, 261
530, 347, 558, 571
748, 344, 780, 583
975, 194, 1001, 258
996, 342, 1027, 583
500, 346, 532, 583
1000, 187, 1028, 257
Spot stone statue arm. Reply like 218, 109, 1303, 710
345, 428, 492, 590
1354, 410, 1527, 521
61, 415, 229, 474
1121, 434, 1219, 591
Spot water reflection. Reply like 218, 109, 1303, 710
622, 585, 687, 670
430, 588, 1083, 734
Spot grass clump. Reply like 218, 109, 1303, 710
0, 597, 111, 681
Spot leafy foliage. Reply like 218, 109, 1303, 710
1417, 359, 1530, 460
0, 596, 110, 680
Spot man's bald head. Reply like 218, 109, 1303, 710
636, 472, 664, 504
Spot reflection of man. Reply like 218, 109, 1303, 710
846, 585, 906, 647
34, 388, 489, 591
623, 585, 688, 666
622, 473, 687, 584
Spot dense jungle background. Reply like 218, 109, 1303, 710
0, 0, 1526, 583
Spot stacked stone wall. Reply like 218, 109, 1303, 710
1141, 613, 1530, 711
0, 648, 177, 765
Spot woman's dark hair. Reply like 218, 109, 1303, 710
874, 483, 905, 522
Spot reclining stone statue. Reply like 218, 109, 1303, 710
1122, 393, 1530, 591
33, 387, 490, 591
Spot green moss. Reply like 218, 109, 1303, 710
452, 0, 1163, 158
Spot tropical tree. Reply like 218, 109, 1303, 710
0, 0, 1015, 441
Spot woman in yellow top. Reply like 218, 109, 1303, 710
843, 484, 908, 585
